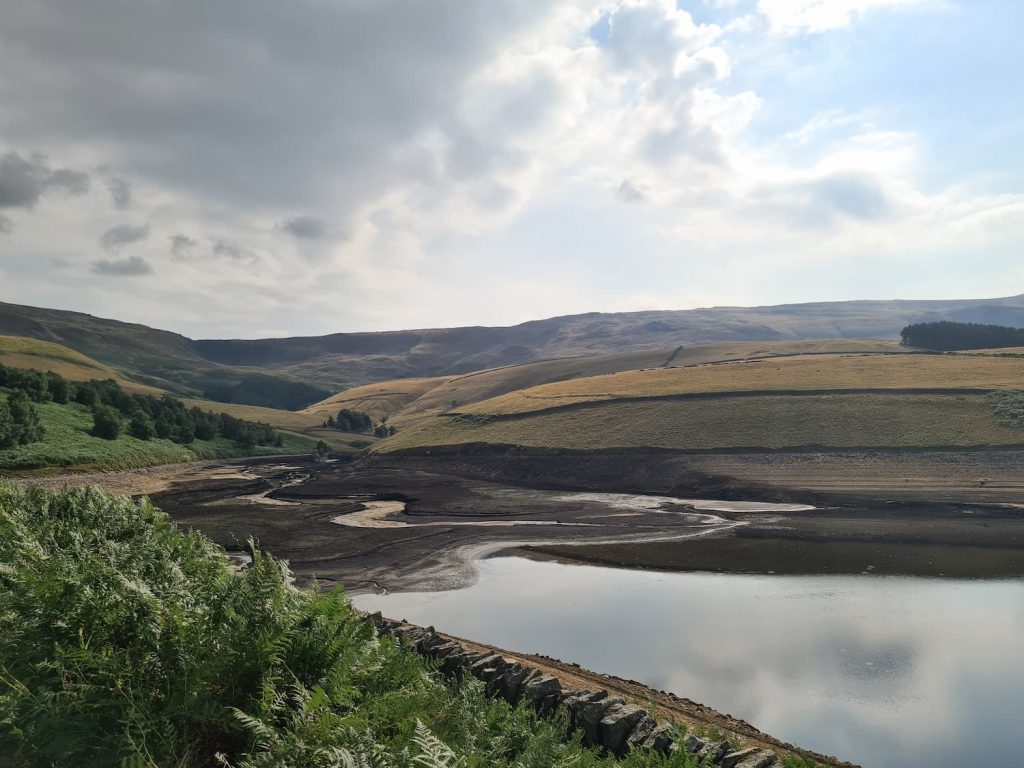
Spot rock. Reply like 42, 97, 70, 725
699, 740, 730, 763
579, 696, 624, 746
562, 690, 607, 732
733, 750, 778, 768
722, 748, 776, 768
625, 715, 658, 750
521, 672, 562, 716
499, 664, 532, 705
684, 734, 709, 753
640, 723, 676, 755
469, 653, 503, 677
599, 703, 648, 756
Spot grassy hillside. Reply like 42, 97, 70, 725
456, 353, 1024, 417
0, 305, 330, 408
0, 335, 160, 393
1, 481, 754, 768
5, 295, 1024, 395
378, 393, 1024, 453
303, 376, 452, 421
0, 392, 316, 472
373, 351, 1024, 454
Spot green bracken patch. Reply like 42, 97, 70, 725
0, 482, 731, 768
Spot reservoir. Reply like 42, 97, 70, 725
354, 555, 1024, 768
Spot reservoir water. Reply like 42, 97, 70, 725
354, 555, 1024, 768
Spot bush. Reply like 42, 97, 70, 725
2, 390, 44, 447
0, 483, 695, 768
127, 412, 155, 440
91, 405, 122, 440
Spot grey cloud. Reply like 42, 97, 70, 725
0, 152, 90, 210
0, 1, 554, 224
0, 214, 11, 233
100, 222, 150, 251
91, 255, 153, 276
280, 215, 328, 240
168, 233, 198, 258
617, 179, 647, 203
106, 176, 132, 209
212, 239, 258, 262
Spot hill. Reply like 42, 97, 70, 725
0, 302, 330, 409
372, 350, 1024, 454
3, 295, 1024, 397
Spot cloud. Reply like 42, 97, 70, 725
0, 214, 11, 234
756, 0, 939, 35
168, 233, 198, 258
212, 239, 259, 262
100, 223, 150, 251
617, 179, 648, 202
106, 176, 132, 209
91, 255, 154, 276
0, 152, 90, 210
280, 215, 328, 240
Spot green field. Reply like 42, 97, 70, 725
0, 393, 316, 472
375, 393, 1024, 453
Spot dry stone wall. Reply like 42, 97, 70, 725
371, 614, 784, 768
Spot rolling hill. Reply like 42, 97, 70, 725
3, 294, 1024, 401
371, 348, 1024, 454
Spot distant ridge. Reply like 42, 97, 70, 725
2, 294, 1023, 396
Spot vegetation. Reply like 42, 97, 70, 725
0, 364, 317, 470
0, 482, 722, 768
901, 321, 1024, 351
375, 393, 1024, 454
447, 353, 1024, 417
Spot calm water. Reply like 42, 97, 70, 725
354, 556, 1024, 768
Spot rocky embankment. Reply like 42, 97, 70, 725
373, 614, 813, 768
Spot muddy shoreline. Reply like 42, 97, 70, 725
64, 447, 1007, 593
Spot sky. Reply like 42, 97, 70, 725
1, 0, 1023, 339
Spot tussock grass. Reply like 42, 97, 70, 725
303, 377, 453, 421
376, 393, 1024, 453
0, 335, 160, 394
0, 482, 720, 768
460, 354, 1024, 416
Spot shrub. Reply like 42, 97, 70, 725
91, 404, 122, 440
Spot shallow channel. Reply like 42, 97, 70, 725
354, 555, 1024, 768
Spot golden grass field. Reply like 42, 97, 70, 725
375, 393, 1023, 453
457, 352, 1024, 416
0, 335, 163, 394
302, 377, 452, 421
329, 339, 905, 426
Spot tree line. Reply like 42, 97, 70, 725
900, 321, 1024, 351
323, 407, 397, 438
0, 364, 283, 450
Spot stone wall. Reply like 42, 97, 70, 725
371, 614, 784, 768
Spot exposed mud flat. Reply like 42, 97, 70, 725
131, 448, 1024, 593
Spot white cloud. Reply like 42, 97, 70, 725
756, 0, 943, 35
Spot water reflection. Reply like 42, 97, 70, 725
354, 556, 1024, 768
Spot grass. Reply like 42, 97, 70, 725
375, 393, 1024, 453
0, 393, 316, 472
0, 335, 161, 394
303, 377, 453, 421
0, 481, 725, 768
456, 353, 1024, 416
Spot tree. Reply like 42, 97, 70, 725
7, 390, 44, 445
325, 415, 336, 428
315, 440, 330, 460
128, 412, 155, 440
0, 401, 14, 448
91, 405, 122, 440
46, 372, 70, 404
